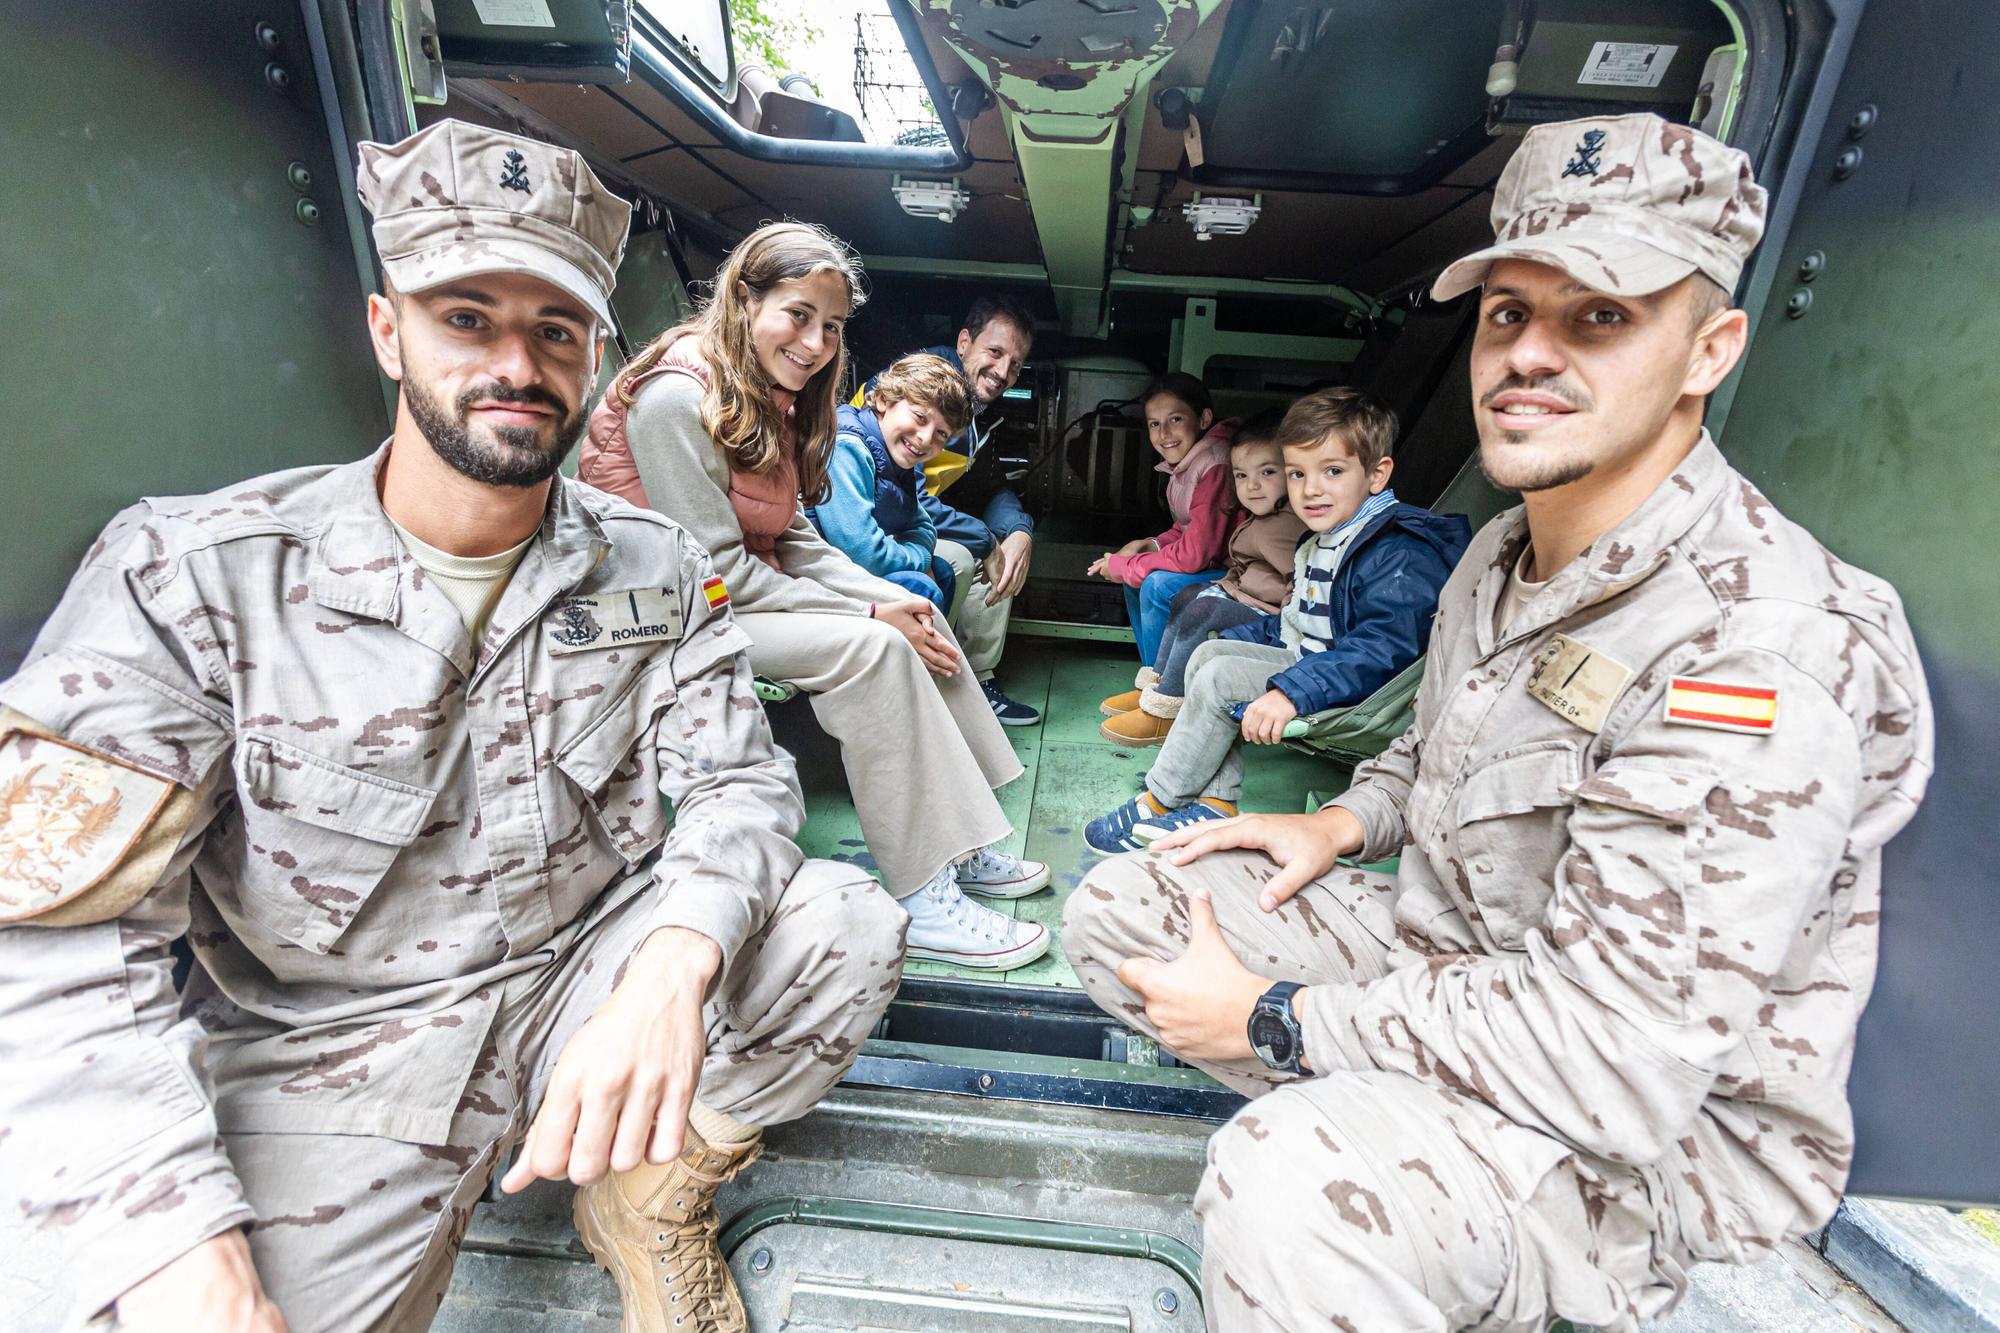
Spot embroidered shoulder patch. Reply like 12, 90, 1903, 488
702, 576, 730, 611
1663, 677, 1777, 734
0, 731, 174, 923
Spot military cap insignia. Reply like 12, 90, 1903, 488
1562, 129, 1607, 179
1663, 677, 1777, 734
0, 730, 174, 924
499, 148, 531, 193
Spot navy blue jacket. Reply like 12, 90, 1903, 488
1221, 503, 1473, 716
865, 343, 1033, 558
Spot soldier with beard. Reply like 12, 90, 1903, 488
0, 120, 905, 1333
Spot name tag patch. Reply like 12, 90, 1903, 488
546, 588, 683, 656
1525, 633, 1633, 733
1664, 676, 1777, 734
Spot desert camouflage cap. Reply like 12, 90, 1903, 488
356, 119, 632, 328
1433, 112, 1766, 303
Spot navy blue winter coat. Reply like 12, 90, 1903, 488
1221, 503, 1473, 716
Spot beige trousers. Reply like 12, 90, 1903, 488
737, 609, 1022, 895
1063, 850, 1687, 1333
226, 860, 905, 1333
937, 539, 1014, 681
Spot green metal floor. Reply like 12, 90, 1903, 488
773, 637, 1348, 990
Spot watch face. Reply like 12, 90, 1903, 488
1249, 1006, 1296, 1068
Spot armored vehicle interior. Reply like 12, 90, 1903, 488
5, 0, 1998, 1325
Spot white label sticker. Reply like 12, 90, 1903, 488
1577, 41, 1679, 89
470, 0, 555, 29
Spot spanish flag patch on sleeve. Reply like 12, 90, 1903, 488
1663, 677, 1777, 734
701, 575, 729, 611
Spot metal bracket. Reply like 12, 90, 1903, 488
1182, 192, 1259, 241
891, 175, 974, 224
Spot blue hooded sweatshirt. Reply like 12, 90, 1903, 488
807, 405, 936, 580
864, 344, 1033, 559
1221, 501, 1473, 716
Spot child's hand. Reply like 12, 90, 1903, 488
1239, 688, 1298, 745
1117, 538, 1157, 556
1086, 554, 1114, 579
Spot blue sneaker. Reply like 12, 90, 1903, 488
1133, 798, 1237, 844
982, 679, 1042, 727
1084, 795, 1168, 854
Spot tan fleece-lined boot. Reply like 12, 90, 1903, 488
573, 1104, 763, 1333
1101, 667, 1161, 716
1100, 687, 1181, 744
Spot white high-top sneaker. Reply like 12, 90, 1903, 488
902, 867, 1050, 970
955, 843, 1052, 900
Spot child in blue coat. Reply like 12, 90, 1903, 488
1086, 386, 1472, 852
809, 354, 973, 610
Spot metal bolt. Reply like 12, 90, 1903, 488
1785, 287, 1813, 319
1832, 145, 1863, 180
1847, 103, 1877, 140
295, 198, 322, 227
1155, 1288, 1181, 1316
255, 21, 281, 52
265, 61, 293, 93
749, 1247, 773, 1274
1797, 250, 1826, 282
976, 1073, 995, 1091
286, 161, 313, 192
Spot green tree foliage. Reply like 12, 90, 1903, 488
729, 0, 820, 78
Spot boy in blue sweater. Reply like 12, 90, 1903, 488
1087, 387, 1472, 852
810, 353, 973, 610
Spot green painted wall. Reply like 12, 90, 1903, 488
0, 3, 388, 670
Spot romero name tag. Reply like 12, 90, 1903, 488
546, 587, 683, 656
0, 730, 175, 923
1525, 633, 1634, 733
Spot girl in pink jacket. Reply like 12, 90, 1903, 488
1087, 373, 1237, 662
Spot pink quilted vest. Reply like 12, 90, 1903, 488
581, 335, 799, 569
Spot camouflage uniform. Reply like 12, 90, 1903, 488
1063, 114, 1935, 1333
0, 116, 907, 1332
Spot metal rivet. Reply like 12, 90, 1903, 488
295, 199, 322, 227
255, 21, 282, 52
749, 1247, 773, 1274
1832, 145, 1863, 180
286, 161, 313, 192
1797, 250, 1825, 282
265, 61, 293, 93
977, 1073, 995, 1091
1155, 1288, 1181, 1315
1785, 287, 1813, 319
1847, 103, 1877, 140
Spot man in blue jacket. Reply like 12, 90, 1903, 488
1087, 388, 1471, 851
864, 294, 1040, 725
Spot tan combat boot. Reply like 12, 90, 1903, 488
573, 1116, 763, 1333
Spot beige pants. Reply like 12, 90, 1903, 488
1063, 850, 1688, 1333
737, 609, 1022, 895
227, 859, 905, 1333
937, 539, 1014, 681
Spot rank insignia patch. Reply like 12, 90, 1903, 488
1663, 677, 1778, 734
702, 576, 729, 611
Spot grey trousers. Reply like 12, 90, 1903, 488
738, 608, 1022, 894
937, 539, 1013, 681
229, 860, 907, 1333
1062, 850, 1686, 1333
1145, 639, 1295, 808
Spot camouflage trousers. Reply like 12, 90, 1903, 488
215, 859, 904, 1333
1063, 850, 1689, 1333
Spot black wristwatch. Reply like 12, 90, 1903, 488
1248, 981, 1309, 1074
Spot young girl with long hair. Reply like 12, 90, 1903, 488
581, 222, 1047, 971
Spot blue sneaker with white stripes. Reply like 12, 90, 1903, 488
1133, 798, 1237, 844
1084, 794, 1168, 854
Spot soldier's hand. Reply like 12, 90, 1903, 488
876, 599, 962, 676
114, 1229, 288, 1332
502, 927, 721, 1192
1149, 806, 1363, 911
1114, 887, 1266, 1062
1238, 688, 1298, 745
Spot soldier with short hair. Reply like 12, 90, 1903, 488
0, 119, 905, 1333
1063, 113, 1935, 1331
